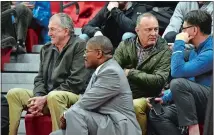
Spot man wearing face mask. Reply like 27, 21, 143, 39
80, 2, 145, 50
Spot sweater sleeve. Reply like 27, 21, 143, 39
171, 40, 213, 78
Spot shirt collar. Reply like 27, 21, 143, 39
196, 35, 212, 52
95, 62, 105, 75
135, 37, 155, 51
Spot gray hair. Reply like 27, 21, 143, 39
87, 36, 113, 55
136, 12, 158, 26
50, 13, 74, 35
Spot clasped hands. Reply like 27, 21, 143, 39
27, 96, 47, 116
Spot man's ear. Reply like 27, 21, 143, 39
97, 50, 103, 59
193, 26, 199, 36
135, 27, 139, 33
65, 28, 70, 36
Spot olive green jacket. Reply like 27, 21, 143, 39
114, 37, 171, 99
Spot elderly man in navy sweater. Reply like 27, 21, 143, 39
148, 10, 213, 135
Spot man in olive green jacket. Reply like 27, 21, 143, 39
114, 13, 171, 135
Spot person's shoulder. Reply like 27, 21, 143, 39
156, 37, 171, 52
42, 42, 52, 49
68, 36, 86, 46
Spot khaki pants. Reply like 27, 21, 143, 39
133, 98, 148, 135
6, 88, 79, 135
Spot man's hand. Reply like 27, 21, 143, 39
146, 97, 163, 109
107, 2, 119, 11
176, 32, 193, 43
124, 69, 130, 76
27, 96, 47, 116
94, 31, 103, 36
60, 113, 66, 129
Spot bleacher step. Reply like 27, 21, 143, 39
2, 73, 37, 84
2, 83, 34, 93
10, 54, 40, 63
18, 119, 26, 134
32, 45, 44, 53
4, 63, 39, 72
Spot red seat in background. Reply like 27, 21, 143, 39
25, 29, 39, 53
50, 2, 105, 27
1, 47, 12, 71
25, 114, 52, 135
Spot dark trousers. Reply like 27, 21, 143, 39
203, 83, 213, 135
171, 78, 210, 126
14, 4, 33, 42
148, 78, 211, 135
149, 104, 181, 135
1, 95, 9, 135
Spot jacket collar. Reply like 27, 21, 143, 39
196, 36, 212, 53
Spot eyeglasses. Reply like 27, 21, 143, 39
182, 25, 194, 31
84, 49, 112, 55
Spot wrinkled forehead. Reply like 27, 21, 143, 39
140, 17, 159, 28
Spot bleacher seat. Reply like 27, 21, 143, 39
10, 54, 40, 63
25, 114, 52, 135
4, 63, 39, 72
1, 48, 12, 71
26, 29, 39, 53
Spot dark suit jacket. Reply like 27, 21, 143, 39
33, 36, 91, 96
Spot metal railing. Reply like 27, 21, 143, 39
59, 2, 80, 15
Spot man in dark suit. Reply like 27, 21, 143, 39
50, 36, 142, 135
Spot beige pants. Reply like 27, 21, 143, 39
6, 88, 79, 135
133, 98, 148, 135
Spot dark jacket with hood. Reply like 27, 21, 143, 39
82, 2, 146, 48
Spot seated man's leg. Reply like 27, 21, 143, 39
133, 98, 148, 135
51, 105, 112, 135
14, 4, 33, 52
122, 32, 136, 41
79, 34, 90, 41
47, 91, 80, 131
170, 78, 211, 127
148, 104, 181, 135
7, 88, 33, 135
